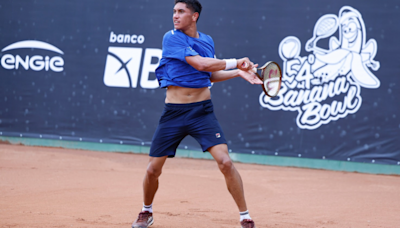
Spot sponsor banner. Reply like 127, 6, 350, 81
1, 40, 64, 72
0, 0, 399, 165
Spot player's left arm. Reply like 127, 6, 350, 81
210, 68, 262, 84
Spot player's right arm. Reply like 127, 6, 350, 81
185, 55, 253, 72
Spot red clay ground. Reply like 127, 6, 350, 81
0, 143, 399, 228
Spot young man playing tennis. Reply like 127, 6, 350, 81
132, 0, 261, 227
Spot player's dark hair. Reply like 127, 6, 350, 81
174, 0, 202, 22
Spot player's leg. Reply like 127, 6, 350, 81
208, 144, 256, 228
187, 100, 255, 227
141, 103, 187, 206
143, 155, 168, 205
132, 156, 167, 228
208, 144, 247, 211
133, 103, 188, 228
187, 101, 247, 210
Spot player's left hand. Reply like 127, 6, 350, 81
239, 64, 263, 85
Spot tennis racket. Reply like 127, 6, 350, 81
244, 61, 282, 97
305, 14, 339, 52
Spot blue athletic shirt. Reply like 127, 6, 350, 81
155, 29, 215, 88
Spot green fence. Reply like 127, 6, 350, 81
1, 136, 399, 175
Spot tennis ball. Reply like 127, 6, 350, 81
280, 37, 301, 59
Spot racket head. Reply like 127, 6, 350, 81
258, 61, 282, 97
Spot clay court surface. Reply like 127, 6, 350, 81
1, 143, 400, 228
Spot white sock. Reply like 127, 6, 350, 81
240, 210, 252, 221
142, 203, 153, 213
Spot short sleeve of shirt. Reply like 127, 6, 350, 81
162, 30, 199, 63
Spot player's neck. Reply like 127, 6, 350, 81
180, 24, 199, 38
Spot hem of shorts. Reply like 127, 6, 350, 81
149, 153, 176, 158
203, 142, 227, 152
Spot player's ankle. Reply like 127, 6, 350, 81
142, 203, 153, 213
239, 210, 252, 221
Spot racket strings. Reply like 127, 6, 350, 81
263, 64, 281, 96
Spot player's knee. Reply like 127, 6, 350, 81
146, 166, 162, 179
218, 159, 234, 175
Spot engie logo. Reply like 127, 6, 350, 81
1, 40, 64, 72
259, 6, 380, 130
103, 31, 161, 89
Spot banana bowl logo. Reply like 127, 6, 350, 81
1, 40, 64, 72
260, 6, 380, 130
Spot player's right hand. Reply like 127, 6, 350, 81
237, 57, 255, 71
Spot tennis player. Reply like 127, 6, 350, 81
132, 0, 261, 227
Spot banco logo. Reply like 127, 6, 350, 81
259, 6, 380, 130
1, 40, 64, 72
109, 31, 145, 44
103, 32, 161, 89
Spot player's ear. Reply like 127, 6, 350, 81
192, 12, 199, 22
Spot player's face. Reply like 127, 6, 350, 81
173, 3, 195, 30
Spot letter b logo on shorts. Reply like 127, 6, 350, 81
103, 47, 142, 88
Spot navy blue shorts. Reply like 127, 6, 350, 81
150, 99, 227, 157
